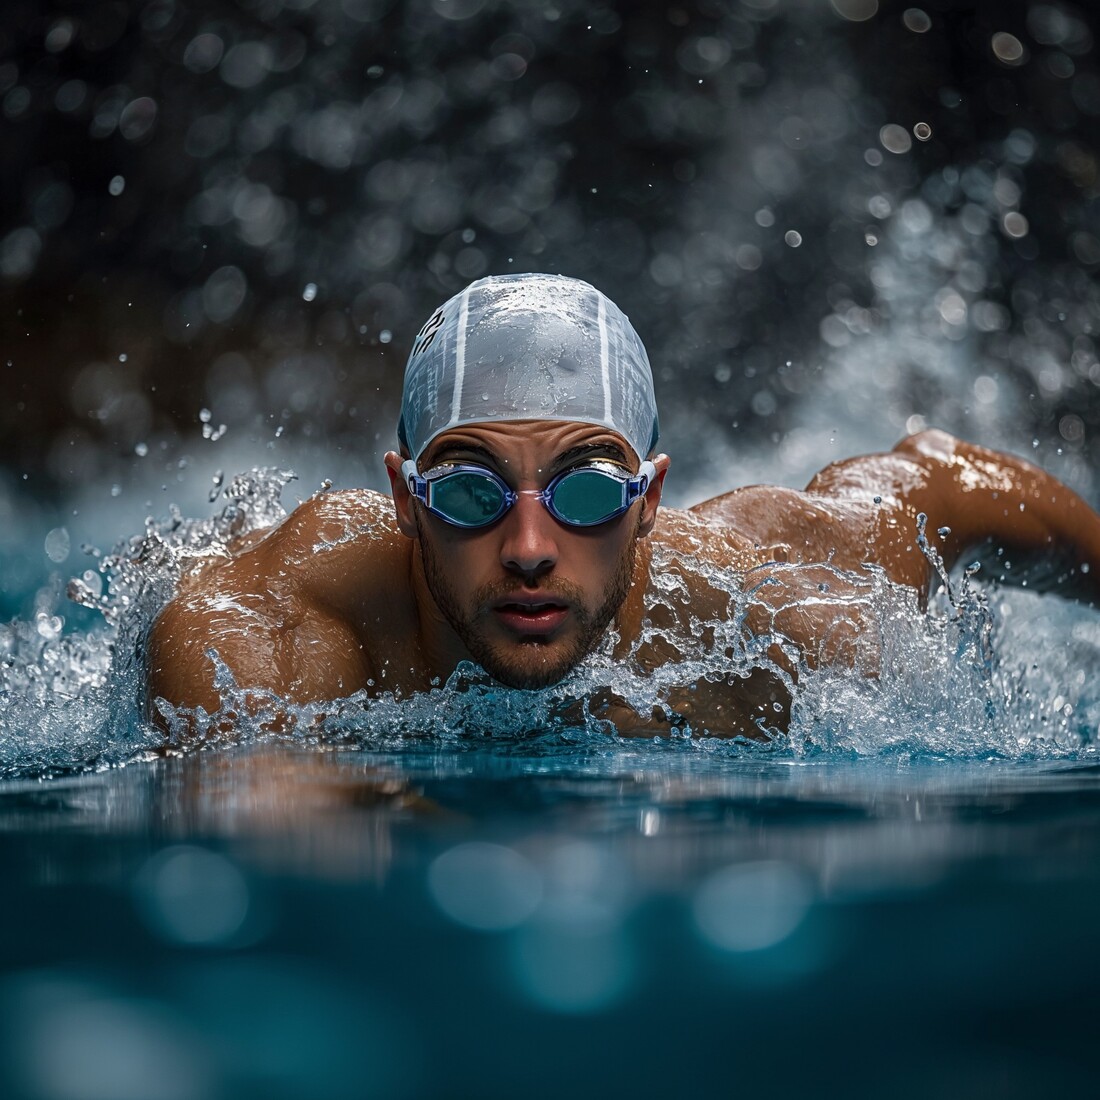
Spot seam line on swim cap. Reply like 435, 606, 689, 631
597, 291, 611, 423
450, 283, 472, 422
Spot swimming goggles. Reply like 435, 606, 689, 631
401, 458, 657, 529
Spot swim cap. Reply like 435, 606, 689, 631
398, 273, 659, 463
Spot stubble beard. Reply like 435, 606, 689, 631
419, 529, 639, 690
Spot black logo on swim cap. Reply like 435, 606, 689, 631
412, 309, 445, 356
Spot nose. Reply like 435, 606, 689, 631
499, 491, 558, 583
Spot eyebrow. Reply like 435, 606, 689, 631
423, 442, 500, 469
423, 440, 630, 472
552, 442, 629, 469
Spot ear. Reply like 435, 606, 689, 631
384, 451, 420, 538
637, 454, 669, 538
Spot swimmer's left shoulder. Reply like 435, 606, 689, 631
652, 506, 761, 569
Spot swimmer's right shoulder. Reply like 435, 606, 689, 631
262, 488, 413, 609
263, 488, 402, 553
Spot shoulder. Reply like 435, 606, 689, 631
272, 488, 399, 547
146, 488, 412, 715
268, 489, 413, 610
648, 505, 761, 578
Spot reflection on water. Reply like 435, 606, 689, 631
6, 744, 1100, 893
0, 745, 1099, 1096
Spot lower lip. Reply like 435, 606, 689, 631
493, 606, 569, 635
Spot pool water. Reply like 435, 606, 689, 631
0, 746, 1098, 1098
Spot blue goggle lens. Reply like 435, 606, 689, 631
545, 466, 630, 525
405, 461, 653, 529
429, 470, 508, 527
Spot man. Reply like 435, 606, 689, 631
147, 273, 1100, 738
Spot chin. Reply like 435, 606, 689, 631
477, 638, 586, 691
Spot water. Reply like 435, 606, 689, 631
1, 463, 1099, 1095
1, 747, 1099, 1096
5, 0, 1100, 1094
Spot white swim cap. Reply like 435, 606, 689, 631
398, 273, 659, 463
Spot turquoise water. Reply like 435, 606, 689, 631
0, 746, 1098, 1097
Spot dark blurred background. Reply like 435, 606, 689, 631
2, 0, 1099, 527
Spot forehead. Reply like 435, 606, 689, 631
422, 419, 632, 467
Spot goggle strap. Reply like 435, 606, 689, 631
627, 460, 657, 504
400, 459, 429, 504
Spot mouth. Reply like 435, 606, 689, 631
490, 597, 570, 636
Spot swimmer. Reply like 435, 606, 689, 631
147, 273, 1100, 737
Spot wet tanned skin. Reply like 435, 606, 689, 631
146, 425, 1100, 739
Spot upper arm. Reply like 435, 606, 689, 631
146, 585, 371, 731
811, 430, 1100, 598
145, 590, 284, 723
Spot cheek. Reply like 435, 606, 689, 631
427, 528, 499, 587
565, 530, 633, 580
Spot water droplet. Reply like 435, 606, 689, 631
35, 613, 63, 640
44, 527, 70, 563
902, 8, 932, 33
784, 230, 802, 247
379, 329, 392, 343
830, 0, 879, 22
913, 121, 932, 141
879, 123, 912, 154
108, 175, 125, 196
302, 282, 317, 302
134, 442, 148, 457
991, 31, 1025, 65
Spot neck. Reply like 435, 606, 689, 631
407, 541, 478, 685
611, 536, 653, 659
